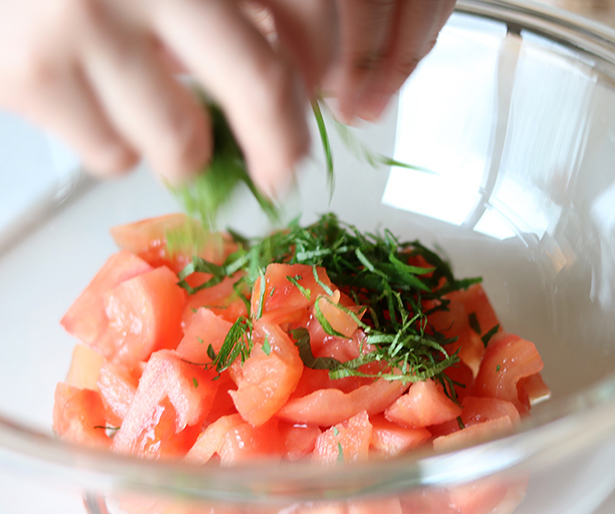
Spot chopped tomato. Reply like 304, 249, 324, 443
218, 419, 282, 465
348, 497, 403, 514
183, 276, 248, 327
65, 344, 105, 391
279, 422, 322, 460
110, 214, 236, 273
103, 266, 186, 369
277, 376, 409, 427
185, 414, 244, 464
385, 380, 462, 429
112, 350, 218, 458
53, 383, 111, 448
177, 307, 232, 363
472, 333, 543, 413
61, 250, 152, 346
369, 414, 431, 457
251, 264, 334, 325
97, 361, 139, 424
313, 411, 372, 464
229, 319, 303, 425
433, 416, 514, 451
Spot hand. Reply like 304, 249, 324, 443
0, 0, 453, 191
331, 0, 456, 123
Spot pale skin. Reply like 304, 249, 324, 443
0, 0, 455, 195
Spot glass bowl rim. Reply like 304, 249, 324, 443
2, 0, 615, 503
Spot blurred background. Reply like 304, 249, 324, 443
540, 0, 615, 25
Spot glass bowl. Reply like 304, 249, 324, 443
2, 1, 615, 513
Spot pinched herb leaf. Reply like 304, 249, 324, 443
286, 275, 311, 300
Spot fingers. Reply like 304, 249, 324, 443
16, 63, 138, 176
152, 0, 310, 196
262, 0, 339, 92
334, 0, 398, 123
356, 0, 456, 121
79, 2, 211, 183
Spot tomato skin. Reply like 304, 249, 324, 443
251, 264, 334, 325
430, 396, 520, 438
229, 319, 303, 426
182, 276, 248, 327
53, 383, 111, 448
104, 266, 186, 370
432, 416, 514, 452
65, 344, 105, 391
472, 333, 543, 414
313, 411, 372, 464
110, 214, 237, 274
369, 414, 431, 457
112, 350, 218, 458
97, 361, 139, 425
185, 414, 244, 464
177, 307, 232, 364
277, 376, 409, 427
61, 250, 153, 346
218, 419, 283, 465
385, 380, 462, 429
279, 422, 322, 461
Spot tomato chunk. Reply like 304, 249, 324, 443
218, 419, 282, 465
472, 333, 544, 413
277, 376, 409, 427
65, 344, 105, 391
103, 266, 186, 369
61, 250, 152, 346
177, 308, 232, 363
112, 350, 218, 458
313, 411, 372, 464
279, 422, 322, 461
185, 414, 244, 464
229, 319, 303, 425
251, 264, 334, 325
369, 414, 431, 457
97, 361, 139, 424
53, 383, 111, 448
110, 213, 236, 273
385, 380, 461, 429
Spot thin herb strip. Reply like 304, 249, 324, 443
175, 214, 481, 386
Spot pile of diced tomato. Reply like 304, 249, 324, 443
53, 214, 549, 514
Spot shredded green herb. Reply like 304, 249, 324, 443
176, 214, 481, 386
468, 312, 481, 335
482, 324, 500, 347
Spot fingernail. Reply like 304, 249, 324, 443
356, 93, 391, 122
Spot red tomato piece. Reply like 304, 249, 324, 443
218, 419, 282, 465
448, 476, 528, 514
203, 371, 238, 423
279, 422, 322, 461
385, 380, 462, 429
61, 250, 152, 346
251, 264, 334, 325
229, 319, 303, 426
185, 413, 244, 464
432, 416, 514, 451
277, 376, 409, 427
518, 373, 550, 407
183, 276, 249, 327
430, 396, 520, 438
472, 333, 544, 413
369, 414, 431, 457
314, 290, 360, 338
103, 266, 186, 369
53, 383, 111, 448
65, 344, 105, 391
447, 284, 501, 339
348, 497, 402, 514
313, 411, 372, 464
177, 308, 232, 363
97, 361, 139, 424
443, 360, 474, 402
110, 214, 236, 273
112, 350, 218, 458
